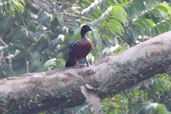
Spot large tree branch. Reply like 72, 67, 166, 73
0, 31, 171, 114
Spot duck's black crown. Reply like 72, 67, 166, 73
81, 25, 92, 38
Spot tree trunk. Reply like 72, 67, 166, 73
0, 31, 171, 114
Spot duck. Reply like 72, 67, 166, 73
65, 25, 93, 67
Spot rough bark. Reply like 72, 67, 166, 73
0, 31, 171, 114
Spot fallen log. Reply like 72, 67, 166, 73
0, 31, 171, 114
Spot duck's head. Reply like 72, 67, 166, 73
81, 25, 93, 38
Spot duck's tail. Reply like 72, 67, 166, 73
65, 58, 76, 67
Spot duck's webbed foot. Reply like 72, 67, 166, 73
75, 60, 85, 67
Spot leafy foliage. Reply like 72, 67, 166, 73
0, 0, 25, 15
102, 74, 171, 114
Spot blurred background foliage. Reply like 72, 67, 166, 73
0, 0, 171, 113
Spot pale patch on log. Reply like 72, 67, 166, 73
81, 85, 103, 114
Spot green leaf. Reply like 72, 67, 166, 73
156, 104, 170, 114
155, 3, 171, 17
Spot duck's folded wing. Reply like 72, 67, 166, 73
69, 40, 82, 58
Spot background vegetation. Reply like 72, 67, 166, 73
0, 0, 171, 113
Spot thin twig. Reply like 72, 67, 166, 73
0, 36, 7, 47
62, 12, 92, 21
26, 60, 30, 73
17, 13, 30, 36
55, 1, 75, 6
